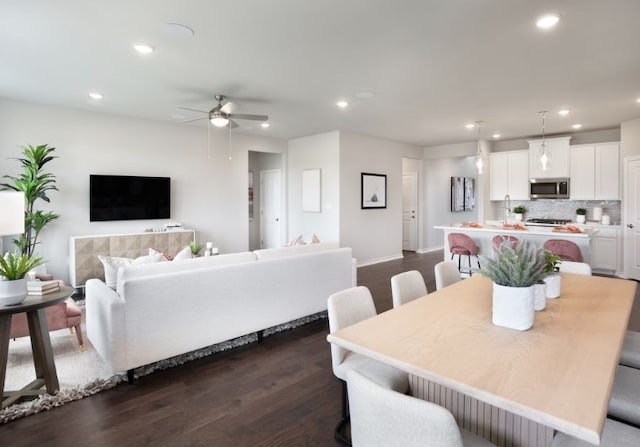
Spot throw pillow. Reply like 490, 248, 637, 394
172, 245, 193, 261
148, 247, 173, 261
98, 253, 165, 289
311, 233, 321, 244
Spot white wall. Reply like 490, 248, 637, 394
339, 132, 422, 265
0, 98, 286, 282
287, 131, 340, 244
492, 128, 621, 153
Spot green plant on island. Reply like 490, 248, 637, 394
512, 205, 526, 214
189, 241, 203, 256
1, 144, 59, 257
576, 208, 587, 216
481, 240, 547, 288
0, 251, 44, 281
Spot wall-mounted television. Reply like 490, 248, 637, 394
90, 175, 170, 222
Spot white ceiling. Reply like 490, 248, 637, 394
2, 0, 640, 147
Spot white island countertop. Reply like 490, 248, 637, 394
434, 222, 596, 239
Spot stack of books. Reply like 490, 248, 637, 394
27, 280, 60, 295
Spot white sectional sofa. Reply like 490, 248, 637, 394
85, 243, 356, 376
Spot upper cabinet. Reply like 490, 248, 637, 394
569, 142, 620, 200
490, 150, 529, 200
528, 136, 571, 179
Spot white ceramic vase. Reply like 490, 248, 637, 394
0, 278, 28, 306
492, 283, 535, 331
534, 282, 546, 311
543, 273, 562, 299
514, 213, 523, 222
576, 215, 586, 224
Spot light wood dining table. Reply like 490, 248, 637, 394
327, 274, 636, 446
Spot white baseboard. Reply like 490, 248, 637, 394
357, 253, 404, 267
416, 246, 444, 254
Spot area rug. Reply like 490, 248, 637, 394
0, 307, 326, 424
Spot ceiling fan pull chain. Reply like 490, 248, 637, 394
207, 120, 211, 159
228, 122, 233, 160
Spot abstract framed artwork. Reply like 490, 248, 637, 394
451, 176, 475, 212
361, 172, 387, 209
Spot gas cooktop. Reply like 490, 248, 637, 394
525, 218, 573, 226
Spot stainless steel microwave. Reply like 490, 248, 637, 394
529, 178, 570, 199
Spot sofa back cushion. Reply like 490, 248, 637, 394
253, 242, 339, 261
116, 251, 257, 296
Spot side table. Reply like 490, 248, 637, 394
0, 286, 75, 408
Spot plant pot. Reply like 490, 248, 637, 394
576, 215, 586, 224
534, 282, 546, 311
0, 278, 28, 306
543, 273, 562, 299
492, 283, 535, 331
514, 213, 523, 222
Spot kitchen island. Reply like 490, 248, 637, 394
435, 222, 596, 264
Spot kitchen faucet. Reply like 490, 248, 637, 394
504, 194, 511, 223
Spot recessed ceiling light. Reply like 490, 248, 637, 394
572, 123, 583, 129
336, 100, 349, 109
558, 109, 570, 116
465, 123, 475, 130
492, 133, 501, 139
133, 43, 155, 54
260, 122, 270, 129
536, 13, 561, 30
88, 92, 103, 100
164, 23, 194, 38
636, 98, 640, 103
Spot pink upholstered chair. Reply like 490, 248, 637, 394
543, 239, 583, 262
447, 233, 480, 275
9, 280, 83, 348
492, 235, 518, 250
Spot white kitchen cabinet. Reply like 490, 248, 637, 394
490, 150, 529, 200
569, 143, 619, 200
528, 136, 571, 179
590, 227, 620, 273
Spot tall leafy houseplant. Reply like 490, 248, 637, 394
1, 144, 59, 257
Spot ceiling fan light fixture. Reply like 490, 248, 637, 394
210, 116, 229, 127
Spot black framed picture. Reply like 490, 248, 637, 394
361, 173, 387, 209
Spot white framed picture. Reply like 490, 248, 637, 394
361, 172, 387, 209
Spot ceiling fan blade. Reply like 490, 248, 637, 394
180, 116, 208, 124
220, 101, 238, 114
229, 113, 268, 121
178, 106, 208, 114
228, 119, 239, 129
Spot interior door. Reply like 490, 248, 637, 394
624, 156, 640, 280
402, 172, 418, 251
260, 169, 281, 249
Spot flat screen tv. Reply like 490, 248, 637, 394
90, 175, 170, 221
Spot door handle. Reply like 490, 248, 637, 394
275, 218, 279, 222
628, 223, 634, 229
412, 216, 415, 219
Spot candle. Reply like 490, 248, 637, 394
206, 242, 213, 249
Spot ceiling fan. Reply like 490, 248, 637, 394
179, 94, 268, 128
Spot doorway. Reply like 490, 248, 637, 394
248, 151, 283, 250
260, 169, 281, 249
624, 156, 640, 280
402, 157, 421, 252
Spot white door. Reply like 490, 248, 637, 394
260, 169, 281, 249
402, 172, 418, 251
624, 156, 640, 280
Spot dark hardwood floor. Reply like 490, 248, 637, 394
0, 250, 638, 446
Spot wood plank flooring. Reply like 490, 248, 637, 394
0, 250, 637, 446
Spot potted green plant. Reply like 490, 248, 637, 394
1, 144, 59, 257
481, 240, 547, 330
576, 208, 587, 224
512, 205, 526, 222
543, 250, 562, 299
0, 251, 44, 305
189, 241, 203, 257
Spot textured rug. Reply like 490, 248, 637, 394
1, 308, 326, 424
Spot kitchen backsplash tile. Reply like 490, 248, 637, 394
490, 200, 621, 225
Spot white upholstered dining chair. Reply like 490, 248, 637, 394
390, 270, 427, 308
558, 261, 592, 275
551, 418, 640, 447
434, 261, 462, 290
620, 330, 640, 369
347, 370, 495, 447
608, 364, 640, 428
328, 286, 409, 445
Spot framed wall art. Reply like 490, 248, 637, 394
361, 172, 387, 209
451, 176, 475, 212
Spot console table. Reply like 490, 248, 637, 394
1, 286, 75, 408
68, 229, 195, 287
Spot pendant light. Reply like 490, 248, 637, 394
474, 120, 485, 174
539, 111, 551, 171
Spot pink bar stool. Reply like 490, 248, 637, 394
492, 235, 519, 250
447, 233, 481, 276
543, 239, 583, 262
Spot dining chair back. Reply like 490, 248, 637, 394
390, 270, 427, 308
543, 239, 583, 262
434, 261, 462, 291
558, 261, 592, 275
347, 369, 495, 447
